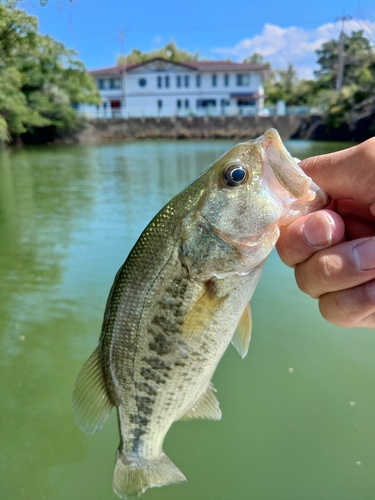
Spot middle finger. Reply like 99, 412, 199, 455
295, 237, 375, 298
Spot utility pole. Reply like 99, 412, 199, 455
118, 29, 128, 118
335, 15, 352, 92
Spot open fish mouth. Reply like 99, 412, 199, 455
259, 129, 329, 219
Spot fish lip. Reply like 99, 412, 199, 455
258, 129, 329, 216
259, 128, 326, 203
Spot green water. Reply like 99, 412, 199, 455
1, 138, 375, 500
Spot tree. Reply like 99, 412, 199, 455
117, 41, 199, 65
243, 53, 265, 64
315, 30, 374, 89
264, 63, 301, 105
0, 0, 100, 143
314, 30, 375, 126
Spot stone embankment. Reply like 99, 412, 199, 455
77, 115, 318, 143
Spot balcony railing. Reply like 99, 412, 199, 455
77, 104, 321, 119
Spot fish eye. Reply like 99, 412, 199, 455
223, 164, 249, 187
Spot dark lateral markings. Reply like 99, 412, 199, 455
142, 356, 172, 372
148, 332, 174, 356
140, 367, 166, 384
135, 380, 158, 396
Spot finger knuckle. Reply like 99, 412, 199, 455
319, 284, 375, 328
317, 253, 343, 285
319, 293, 357, 328
295, 253, 343, 298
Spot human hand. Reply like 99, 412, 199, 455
276, 137, 375, 328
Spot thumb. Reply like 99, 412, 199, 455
299, 137, 375, 209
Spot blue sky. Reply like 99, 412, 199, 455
21, 0, 375, 78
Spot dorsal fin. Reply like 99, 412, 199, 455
231, 303, 252, 359
72, 346, 113, 434
180, 382, 221, 421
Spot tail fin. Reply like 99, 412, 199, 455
113, 449, 186, 499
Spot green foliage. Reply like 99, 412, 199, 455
243, 53, 265, 64
315, 30, 375, 126
117, 41, 199, 65
0, 0, 38, 63
315, 30, 374, 89
264, 64, 301, 105
0, 0, 100, 143
262, 30, 375, 127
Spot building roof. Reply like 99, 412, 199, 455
183, 60, 269, 71
89, 58, 270, 76
89, 65, 133, 76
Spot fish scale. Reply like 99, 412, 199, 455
72, 129, 328, 499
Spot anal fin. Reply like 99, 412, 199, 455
231, 303, 252, 359
180, 382, 221, 421
72, 345, 113, 434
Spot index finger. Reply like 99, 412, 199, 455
300, 137, 375, 208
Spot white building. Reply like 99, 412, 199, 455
80, 58, 269, 118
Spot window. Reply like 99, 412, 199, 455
165, 76, 170, 88
157, 100, 163, 110
138, 78, 147, 87
197, 99, 216, 108
212, 74, 217, 87
157, 76, 162, 88
97, 78, 110, 89
236, 74, 250, 86
176, 75, 181, 88
238, 99, 256, 106
184, 75, 189, 87
185, 99, 189, 109
177, 99, 182, 109
196, 74, 201, 87
224, 74, 229, 86
109, 78, 121, 89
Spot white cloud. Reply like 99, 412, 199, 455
211, 19, 375, 78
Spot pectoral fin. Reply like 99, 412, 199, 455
180, 382, 221, 421
231, 303, 252, 359
72, 345, 114, 434
180, 285, 226, 344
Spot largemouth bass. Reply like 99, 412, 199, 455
73, 129, 328, 499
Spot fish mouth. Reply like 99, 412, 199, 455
259, 129, 330, 219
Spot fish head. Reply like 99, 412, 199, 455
187, 128, 329, 275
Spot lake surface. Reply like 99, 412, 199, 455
1, 138, 375, 500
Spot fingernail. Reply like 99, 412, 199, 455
353, 238, 375, 271
302, 212, 334, 247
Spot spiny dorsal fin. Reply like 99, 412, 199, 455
180, 286, 226, 345
231, 303, 252, 359
180, 382, 221, 420
72, 345, 113, 434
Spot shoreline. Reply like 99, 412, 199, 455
16, 114, 375, 146
76, 114, 374, 144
